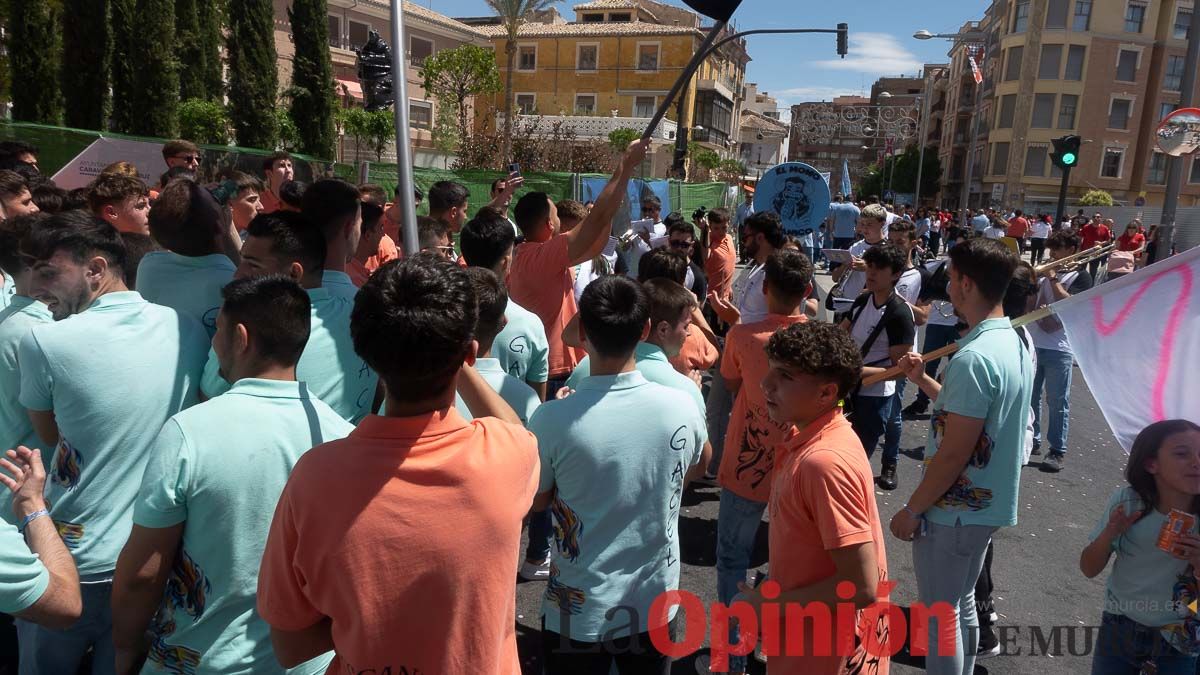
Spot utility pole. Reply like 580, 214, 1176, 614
1156, 0, 1200, 263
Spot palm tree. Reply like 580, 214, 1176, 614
485, 0, 558, 162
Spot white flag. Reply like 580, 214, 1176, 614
1054, 246, 1200, 450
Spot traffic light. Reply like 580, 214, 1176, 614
837, 23, 848, 57
1050, 135, 1081, 169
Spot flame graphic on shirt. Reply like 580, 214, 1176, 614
551, 497, 584, 563
53, 520, 84, 548
147, 548, 212, 675
51, 439, 83, 489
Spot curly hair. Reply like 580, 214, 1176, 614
765, 321, 863, 399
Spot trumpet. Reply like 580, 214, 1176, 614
616, 229, 641, 252
1034, 242, 1118, 276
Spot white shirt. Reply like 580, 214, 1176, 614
1031, 219, 1052, 239
733, 263, 768, 324
1029, 272, 1080, 353
832, 238, 880, 310
735, 201, 755, 226
572, 251, 619, 303
915, 218, 931, 238
985, 226, 1006, 240
625, 221, 667, 279
896, 267, 923, 305
848, 294, 915, 397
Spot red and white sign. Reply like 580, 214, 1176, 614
968, 53, 983, 84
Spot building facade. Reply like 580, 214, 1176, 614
738, 83, 788, 175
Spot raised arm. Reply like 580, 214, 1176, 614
566, 140, 651, 265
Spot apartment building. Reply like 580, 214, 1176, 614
738, 83, 787, 175
788, 96, 873, 180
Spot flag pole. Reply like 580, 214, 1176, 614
390, 0, 419, 256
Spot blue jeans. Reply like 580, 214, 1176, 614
885, 380, 904, 461
915, 323, 961, 406
851, 393, 899, 464
525, 508, 554, 563
705, 353, 732, 476
1032, 347, 1073, 455
18, 576, 115, 675
716, 490, 767, 673
913, 520, 996, 675
1091, 612, 1197, 675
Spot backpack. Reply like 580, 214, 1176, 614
842, 293, 905, 415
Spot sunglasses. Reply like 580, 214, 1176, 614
174, 155, 202, 164
668, 240, 693, 249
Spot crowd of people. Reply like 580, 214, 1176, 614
0, 134, 1197, 675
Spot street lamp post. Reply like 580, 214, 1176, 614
914, 91, 930, 207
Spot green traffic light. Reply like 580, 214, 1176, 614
1062, 152, 1076, 166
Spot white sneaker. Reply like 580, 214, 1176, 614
519, 558, 550, 581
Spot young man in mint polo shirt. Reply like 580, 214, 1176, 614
531, 275, 707, 672
464, 267, 540, 425
200, 212, 380, 423
139, 178, 239, 338
17, 211, 209, 673
892, 237, 1032, 675
112, 275, 353, 675
302, 179, 362, 302
460, 208, 550, 401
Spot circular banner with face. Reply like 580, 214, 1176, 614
1156, 107, 1200, 156
753, 162, 832, 237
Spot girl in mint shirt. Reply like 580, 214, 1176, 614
1081, 419, 1200, 675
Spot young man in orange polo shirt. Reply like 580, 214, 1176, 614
348, 187, 399, 287
257, 255, 538, 674
704, 207, 737, 305
258, 151, 293, 214
736, 321, 889, 675
507, 139, 649, 394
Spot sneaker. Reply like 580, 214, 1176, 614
877, 462, 898, 491
976, 625, 1001, 659
519, 558, 550, 581
1030, 442, 1042, 456
902, 400, 928, 417
1041, 452, 1065, 473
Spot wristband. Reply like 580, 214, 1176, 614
18, 509, 49, 534
901, 506, 919, 519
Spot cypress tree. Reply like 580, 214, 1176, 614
61, 0, 111, 130
226, 0, 279, 149
287, 0, 337, 158
176, 0, 206, 100
9, 0, 63, 124
128, 0, 179, 137
110, 0, 138, 133
199, 0, 225, 101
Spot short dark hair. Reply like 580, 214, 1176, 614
30, 183, 68, 213
428, 180, 469, 212
947, 237, 1018, 305
0, 170, 29, 202
261, 151, 292, 174
637, 248, 688, 284
417, 216, 448, 250
279, 180, 306, 209
707, 207, 730, 225
87, 173, 148, 213
360, 200, 384, 234
889, 219, 917, 240
0, 212, 49, 277
119, 231, 163, 289
245, 211, 327, 276
579, 275, 649, 359
765, 321, 863, 399
490, 177, 506, 193
461, 210, 516, 270
148, 179, 223, 256
358, 183, 388, 207
465, 267, 508, 349
664, 213, 693, 238
24, 210, 126, 274
744, 211, 786, 248
223, 169, 263, 195
556, 199, 587, 223
352, 255, 477, 401
220, 275, 311, 368
765, 249, 813, 303
162, 140, 200, 161
514, 191, 551, 235
1047, 228, 1081, 251
862, 242, 909, 276
302, 179, 361, 240
641, 195, 662, 211
642, 277, 695, 329
0, 141, 37, 160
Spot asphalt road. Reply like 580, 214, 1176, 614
515, 267, 1129, 674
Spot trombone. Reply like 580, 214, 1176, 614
1033, 242, 1118, 276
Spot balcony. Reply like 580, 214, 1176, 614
696, 78, 736, 104
497, 113, 678, 142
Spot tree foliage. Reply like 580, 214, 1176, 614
857, 144, 942, 203
608, 128, 639, 153
457, 116, 613, 174
1079, 189, 1115, 206
110, 0, 138, 132
62, 0, 110, 130
275, 106, 302, 153
175, 0, 208, 101
128, 0, 179, 137
10, 0, 63, 124
485, 0, 559, 161
199, 0, 225, 100
179, 98, 230, 144
226, 0, 279, 149
420, 44, 502, 154
338, 106, 395, 162
287, 0, 337, 158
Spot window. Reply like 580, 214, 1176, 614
327, 15, 341, 48
1166, 55, 1185, 91
997, 94, 1017, 128
1058, 94, 1079, 128
1177, 7, 1193, 39
517, 45, 536, 71
1116, 50, 1138, 82
1039, 44, 1063, 79
1065, 45, 1086, 80
633, 95, 656, 118
1005, 46, 1024, 81
582, 13, 604, 22
694, 91, 734, 145
1125, 1, 1147, 33
1024, 145, 1048, 176
409, 100, 432, 129
1109, 98, 1133, 129
992, 142, 1010, 175
1046, 0, 1069, 28
574, 94, 596, 115
1161, 102, 1179, 120
348, 20, 370, 51
577, 44, 598, 72
1074, 0, 1092, 29
1013, 0, 1030, 32
1190, 156, 1200, 182
409, 36, 433, 65
515, 93, 536, 114
1032, 93, 1056, 127
637, 43, 660, 71
1148, 152, 1168, 184
610, 12, 632, 21
1102, 147, 1124, 177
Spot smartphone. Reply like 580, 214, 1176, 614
208, 179, 240, 206
507, 162, 521, 175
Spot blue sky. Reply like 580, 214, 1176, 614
417, 0, 991, 114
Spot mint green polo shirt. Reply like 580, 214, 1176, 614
136, 251, 236, 338
0, 295, 52, 503
924, 317, 1034, 528
496, 299, 549, 385
0, 521, 48, 614
475, 357, 540, 425
202, 288, 379, 423
322, 270, 359, 302
566, 342, 705, 416
0, 273, 14, 311
18, 291, 209, 574
134, 378, 352, 675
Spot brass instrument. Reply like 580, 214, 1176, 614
1033, 242, 1118, 276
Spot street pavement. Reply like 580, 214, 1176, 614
515, 266, 1129, 674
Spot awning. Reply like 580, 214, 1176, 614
336, 78, 363, 100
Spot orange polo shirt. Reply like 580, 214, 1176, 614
259, 188, 282, 215
669, 326, 719, 375
258, 410, 539, 675
706, 234, 737, 301
349, 234, 401, 287
508, 233, 585, 378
